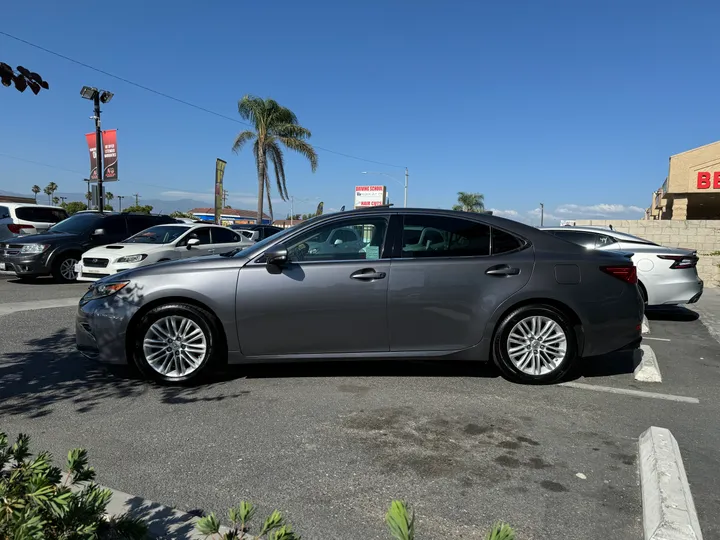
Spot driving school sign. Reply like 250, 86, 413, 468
354, 185, 386, 208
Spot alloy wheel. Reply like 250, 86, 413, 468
142, 315, 208, 378
506, 315, 567, 376
60, 258, 79, 281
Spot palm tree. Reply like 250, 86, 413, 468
45, 182, 58, 205
232, 95, 318, 224
105, 191, 114, 206
31, 185, 40, 202
52, 196, 60, 206
452, 191, 485, 213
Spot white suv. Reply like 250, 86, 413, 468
0, 203, 69, 242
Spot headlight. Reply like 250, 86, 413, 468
116, 254, 147, 263
80, 281, 130, 306
20, 244, 49, 254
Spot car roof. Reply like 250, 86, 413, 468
1, 202, 63, 209
539, 225, 653, 243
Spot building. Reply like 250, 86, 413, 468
647, 140, 720, 220
189, 207, 272, 225
0, 195, 36, 204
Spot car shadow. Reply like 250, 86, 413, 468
645, 306, 699, 322
566, 348, 640, 381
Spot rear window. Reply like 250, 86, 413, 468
15, 207, 68, 223
0, 206, 9, 219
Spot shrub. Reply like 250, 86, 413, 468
197, 499, 516, 539
0, 432, 147, 540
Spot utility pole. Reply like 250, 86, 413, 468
540, 203, 544, 227
117, 195, 125, 212
290, 196, 294, 226
404, 167, 409, 208
133, 193, 140, 206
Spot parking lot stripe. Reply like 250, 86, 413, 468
643, 337, 671, 342
559, 382, 699, 404
0, 298, 78, 317
634, 345, 662, 383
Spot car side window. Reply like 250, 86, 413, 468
101, 216, 128, 237
401, 215, 490, 258
0, 206, 10, 219
127, 216, 159, 235
187, 227, 212, 245
595, 234, 619, 248
549, 230, 598, 249
492, 228, 526, 254
211, 227, 240, 244
285, 217, 388, 262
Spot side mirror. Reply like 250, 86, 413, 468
187, 238, 200, 250
92, 228, 105, 236
266, 247, 288, 266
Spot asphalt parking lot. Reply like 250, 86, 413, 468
1, 272, 719, 539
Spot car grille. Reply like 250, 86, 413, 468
82, 258, 109, 268
0, 243, 23, 256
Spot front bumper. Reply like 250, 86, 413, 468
75, 297, 139, 364
0, 251, 51, 276
77, 262, 142, 282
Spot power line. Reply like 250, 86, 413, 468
0, 30, 405, 169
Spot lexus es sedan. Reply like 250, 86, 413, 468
76, 208, 644, 385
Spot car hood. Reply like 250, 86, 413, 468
4, 231, 79, 244
83, 243, 172, 258
106, 253, 246, 282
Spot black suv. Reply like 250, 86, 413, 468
0, 212, 177, 282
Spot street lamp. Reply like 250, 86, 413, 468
361, 168, 409, 207
80, 86, 113, 213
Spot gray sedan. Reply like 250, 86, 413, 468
76, 208, 644, 384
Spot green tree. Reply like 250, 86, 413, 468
31, 184, 40, 202
63, 201, 87, 215
170, 210, 194, 219
232, 95, 318, 225
452, 191, 485, 213
44, 182, 58, 205
123, 204, 153, 214
52, 196, 59, 206
105, 191, 114, 207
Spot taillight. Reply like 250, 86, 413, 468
657, 254, 698, 269
601, 265, 638, 285
7, 224, 34, 234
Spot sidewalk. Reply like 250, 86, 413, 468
693, 288, 720, 345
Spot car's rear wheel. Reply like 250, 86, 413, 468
51, 254, 80, 283
492, 304, 577, 384
131, 303, 221, 384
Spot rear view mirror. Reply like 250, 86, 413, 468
92, 228, 105, 236
266, 247, 288, 266
187, 238, 200, 249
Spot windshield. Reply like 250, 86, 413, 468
48, 213, 104, 235
125, 225, 190, 244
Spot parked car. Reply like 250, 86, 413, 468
76, 208, 643, 385
0, 212, 176, 282
230, 224, 283, 242
0, 203, 68, 242
77, 224, 253, 281
541, 226, 703, 306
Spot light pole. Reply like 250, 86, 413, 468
80, 86, 113, 213
361, 168, 408, 207
289, 195, 318, 225
117, 195, 125, 212
540, 203, 544, 227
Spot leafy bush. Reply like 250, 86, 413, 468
197, 499, 516, 539
0, 432, 147, 540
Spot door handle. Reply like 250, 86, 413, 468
485, 265, 520, 276
350, 269, 386, 280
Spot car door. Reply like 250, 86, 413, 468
210, 226, 244, 255
387, 214, 534, 351
236, 215, 392, 356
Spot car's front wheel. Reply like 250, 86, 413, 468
492, 304, 577, 384
52, 254, 80, 283
131, 303, 222, 384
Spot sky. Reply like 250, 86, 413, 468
2, 0, 720, 224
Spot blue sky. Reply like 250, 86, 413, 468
2, 0, 720, 223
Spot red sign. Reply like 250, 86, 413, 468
85, 129, 118, 180
697, 172, 720, 189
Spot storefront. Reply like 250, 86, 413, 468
189, 207, 272, 225
648, 140, 720, 220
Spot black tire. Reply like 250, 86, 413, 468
130, 303, 223, 384
51, 253, 80, 283
492, 304, 578, 384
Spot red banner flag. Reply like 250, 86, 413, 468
85, 133, 99, 180
85, 130, 118, 180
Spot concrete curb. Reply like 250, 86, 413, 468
634, 344, 662, 383
61, 473, 231, 539
642, 314, 650, 334
639, 427, 703, 540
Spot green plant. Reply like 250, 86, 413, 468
170, 210, 194, 219
0, 432, 147, 539
121, 204, 154, 214
63, 201, 88, 215
198, 499, 516, 540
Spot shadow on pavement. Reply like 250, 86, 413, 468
645, 306, 699, 322
123, 496, 198, 539
567, 349, 639, 380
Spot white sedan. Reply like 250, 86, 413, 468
76, 223, 253, 281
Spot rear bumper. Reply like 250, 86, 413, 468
647, 277, 703, 306
578, 290, 644, 358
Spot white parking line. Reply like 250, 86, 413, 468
634, 345, 662, 383
643, 337, 671, 342
559, 382, 699, 404
0, 298, 78, 317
